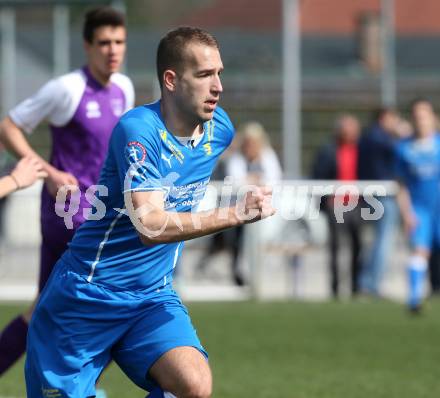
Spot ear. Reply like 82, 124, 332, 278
163, 70, 177, 92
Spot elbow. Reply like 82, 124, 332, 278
139, 234, 154, 245
129, 208, 174, 245
136, 217, 171, 245
139, 233, 168, 246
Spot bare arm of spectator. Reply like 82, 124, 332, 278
0, 117, 78, 197
0, 156, 47, 198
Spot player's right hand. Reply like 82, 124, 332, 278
10, 156, 48, 190
236, 186, 276, 224
46, 169, 79, 198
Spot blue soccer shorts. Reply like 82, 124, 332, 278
410, 205, 436, 250
25, 261, 207, 398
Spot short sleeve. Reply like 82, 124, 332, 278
214, 106, 235, 147
111, 117, 165, 194
9, 79, 63, 134
9, 71, 85, 134
111, 73, 135, 112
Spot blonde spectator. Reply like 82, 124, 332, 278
226, 121, 282, 185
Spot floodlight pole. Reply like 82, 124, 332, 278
111, 0, 125, 13
282, 0, 301, 178
0, 7, 15, 116
53, 4, 70, 76
380, 0, 396, 107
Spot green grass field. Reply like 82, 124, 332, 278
1, 300, 439, 398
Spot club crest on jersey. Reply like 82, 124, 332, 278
86, 101, 101, 118
125, 141, 147, 164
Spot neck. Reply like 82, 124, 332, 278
160, 97, 202, 137
87, 65, 112, 87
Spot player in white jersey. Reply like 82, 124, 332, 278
0, 6, 133, 378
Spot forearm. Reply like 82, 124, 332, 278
129, 187, 274, 245
0, 117, 56, 175
396, 183, 413, 219
137, 207, 242, 244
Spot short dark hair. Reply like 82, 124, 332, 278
83, 6, 125, 44
156, 26, 219, 89
373, 106, 397, 122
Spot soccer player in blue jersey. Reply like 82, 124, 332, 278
25, 27, 275, 398
396, 98, 440, 313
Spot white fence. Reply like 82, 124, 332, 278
0, 180, 411, 302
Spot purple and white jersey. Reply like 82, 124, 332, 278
9, 66, 134, 232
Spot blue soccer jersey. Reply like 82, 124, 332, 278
66, 100, 234, 291
395, 133, 440, 249
395, 134, 440, 209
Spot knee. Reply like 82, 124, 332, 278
179, 372, 212, 398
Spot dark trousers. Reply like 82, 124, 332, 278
325, 206, 362, 297
429, 247, 440, 294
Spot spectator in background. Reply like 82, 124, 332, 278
227, 121, 282, 185
194, 133, 241, 282
197, 121, 282, 285
312, 114, 362, 298
357, 108, 401, 297
395, 98, 440, 312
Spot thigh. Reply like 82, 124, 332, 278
112, 289, 208, 392
346, 208, 362, 242
325, 211, 339, 248
39, 228, 75, 292
26, 264, 128, 398
410, 207, 433, 251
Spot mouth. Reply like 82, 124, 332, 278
108, 59, 120, 68
204, 99, 218, 111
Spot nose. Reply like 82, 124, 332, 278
212, 74, 223, 94
109, 42, 117, 55
109, 40, 123, 56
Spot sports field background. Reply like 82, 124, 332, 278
1, 300, 439, 398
